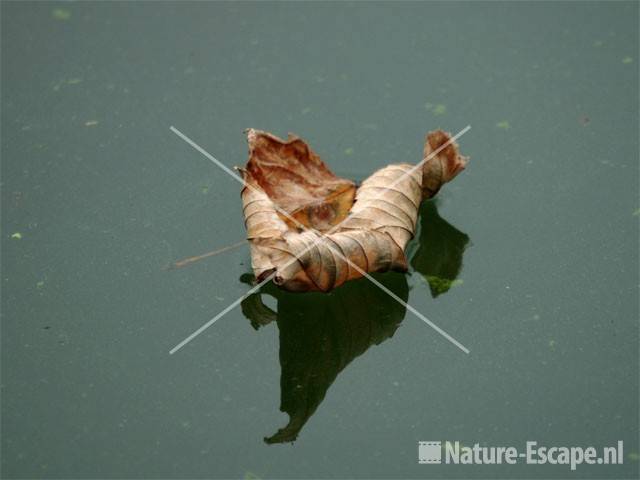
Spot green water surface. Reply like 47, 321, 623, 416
1, 1, 638, 478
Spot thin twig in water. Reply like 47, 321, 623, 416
165, 240, 246, 270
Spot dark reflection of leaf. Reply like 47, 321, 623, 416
409, 200, 470, 297
241, 272, 408, 444
239, 201, 470, 444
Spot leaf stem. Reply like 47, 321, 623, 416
165, 240, 246, 270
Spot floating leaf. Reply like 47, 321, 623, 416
424, 102, 446, 115
52, 8, 71, 21
432, 104, 447, 115
11, 232, 22, 239
240, 129, 468, 292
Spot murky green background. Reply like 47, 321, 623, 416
2, 1, 638, 479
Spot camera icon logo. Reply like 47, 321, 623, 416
418, 441, 442, 464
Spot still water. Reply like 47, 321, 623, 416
1, 2, 638, 478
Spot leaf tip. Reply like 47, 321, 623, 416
421, 129, 469, 198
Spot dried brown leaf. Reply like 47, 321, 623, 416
240, 129, 467, 292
